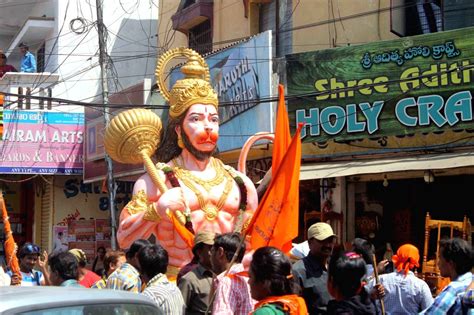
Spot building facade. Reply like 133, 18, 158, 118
0, 0, 157, 261
157, 0, 474, 252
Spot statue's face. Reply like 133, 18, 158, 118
177, 104, 219, 154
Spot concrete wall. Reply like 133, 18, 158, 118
292, 0, 399, 54
52, 0, 158, 108
213, 0, 250, 50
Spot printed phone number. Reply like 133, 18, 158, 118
8, 168, 82, 174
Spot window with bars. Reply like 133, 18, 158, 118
37, 42, 45, 73
188, 20, 212, 55
392, 0, 474, 37
391, 0, 443, 36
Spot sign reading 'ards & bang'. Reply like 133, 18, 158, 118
286, 27, 474, 153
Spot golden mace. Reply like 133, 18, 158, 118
103, 108, 186, 223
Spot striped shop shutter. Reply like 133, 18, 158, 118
39, 178, 53, 253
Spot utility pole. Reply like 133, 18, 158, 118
96, 0, 117, 250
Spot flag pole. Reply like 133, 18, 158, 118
372, 254, 386, 315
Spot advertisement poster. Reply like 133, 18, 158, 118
286, 26, 474, 157
95, 219, 111, 241
51, 226, 68, 255
96, 240, 112, 252
68, 219, 96, 242
0, 111, 84, 174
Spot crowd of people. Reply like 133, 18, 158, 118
0, 222, 473, 315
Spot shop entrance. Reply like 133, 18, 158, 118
0, 178, 35, 266
355, 174, 473, 260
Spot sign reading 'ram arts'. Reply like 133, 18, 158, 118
286, 27, 474, 153
0, 111, 84, 174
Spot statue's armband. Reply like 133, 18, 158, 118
126, 190, 161, 222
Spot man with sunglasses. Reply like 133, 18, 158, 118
9, 243, 46, 286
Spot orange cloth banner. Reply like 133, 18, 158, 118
247, 124, 302, 252
0, 194, 21, 278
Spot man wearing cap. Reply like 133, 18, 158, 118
69, 248, 101, 288
292, 222, 336, 315
178, 231, 215, 314
9, 242, 46, 286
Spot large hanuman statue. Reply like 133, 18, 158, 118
114, 48, 258, 274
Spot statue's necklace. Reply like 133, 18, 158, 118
173, 157, 233, 221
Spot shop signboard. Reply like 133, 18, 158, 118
170, 31, 273, 152
286, 27, 474, 157
0, 111, 83, 174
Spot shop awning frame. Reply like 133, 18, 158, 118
300, 151, 474, 180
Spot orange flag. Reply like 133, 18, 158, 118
247, 124, 302, 252
272, 84, 291, 174
0, 193, 21, 278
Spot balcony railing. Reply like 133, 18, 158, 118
0, 72, 59, 110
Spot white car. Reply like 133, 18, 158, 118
0, 286, 159, 314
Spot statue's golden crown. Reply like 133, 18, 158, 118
155, 48, 218, 119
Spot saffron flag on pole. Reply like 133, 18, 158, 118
247, 124, 302, 253
272, 84, 291, 174
0, 192, 21, 279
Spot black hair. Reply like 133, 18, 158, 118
19, 43, 29, 50
213, 233, 245, 263
18, 243, 41, 259
138, 244, 169, 279
192, 242, 206, 256
97, 246, 106, 253
439, 238, 473, 276
328, 250, 367, 299
155, 115, 182, 162
351, 238, 374, 265
126, 239, 151, 259
48, 252, 78, 281
250, 247, 300, 296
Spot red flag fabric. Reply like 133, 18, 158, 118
247, 124, 302, 252
272, 84, 291, 174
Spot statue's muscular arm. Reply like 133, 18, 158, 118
117, 171, 193, 266
116, 173, 164, 249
